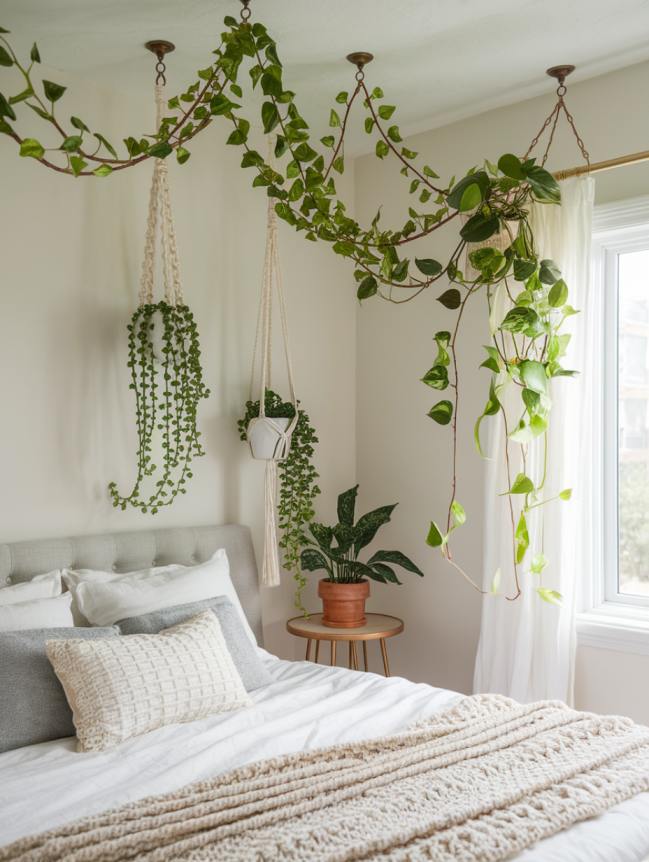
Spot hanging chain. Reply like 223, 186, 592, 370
154, 53, 167, 86
523, 76, 590, 169
240, 0, 252, 22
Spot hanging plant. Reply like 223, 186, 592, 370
0, 9, 590, 597
109, 301, 209, 514
238, 389, 320, 612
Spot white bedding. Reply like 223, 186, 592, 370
1, 651, 649, 860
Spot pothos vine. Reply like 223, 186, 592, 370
0, 5, 588, 602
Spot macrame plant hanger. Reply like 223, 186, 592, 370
247, 174, 299, 587
140, 41, 183, 310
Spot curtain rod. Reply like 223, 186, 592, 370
554, 149, 649, 181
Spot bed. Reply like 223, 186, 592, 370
1, 524, 649, 861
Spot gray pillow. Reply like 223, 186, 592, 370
117, 596, 271, 692
0, 625, 119, 753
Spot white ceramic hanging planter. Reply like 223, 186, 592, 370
247, 415, 293, 461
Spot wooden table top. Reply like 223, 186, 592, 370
286, 613, 404, 641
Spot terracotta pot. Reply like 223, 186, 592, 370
318, 579, 370, 628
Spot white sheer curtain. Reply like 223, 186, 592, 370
473, 176, 596, 704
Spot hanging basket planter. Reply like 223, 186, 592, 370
108, 81, 209, 515
238, 187, 319, 598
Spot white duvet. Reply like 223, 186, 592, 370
1, 651, 649, 860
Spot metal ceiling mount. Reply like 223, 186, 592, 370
346, 52, 374, 71
145, 40, 175, 85
546, 64, 575, 84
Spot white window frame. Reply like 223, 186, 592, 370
577, 195, 649, 654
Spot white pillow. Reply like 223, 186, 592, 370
0, 571, 62, 606
0, 593, 74, 632
71, 550, 256, 643
46, 611, 252, 752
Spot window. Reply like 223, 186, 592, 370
595, 202, 649, 612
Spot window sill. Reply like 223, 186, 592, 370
577, 605, 649, 656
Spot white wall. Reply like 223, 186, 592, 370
355, 60, 649, 720
0, 70, 356, 659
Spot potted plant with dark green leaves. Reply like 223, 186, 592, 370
300, 485, 424, 627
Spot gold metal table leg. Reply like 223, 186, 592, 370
305, 639, 312, 661
314, 640, 320, 663
348, 640, 353, 669
350, 641, 358, 670
379, 638, 390, 677
331, 640, 337, 666
362, 640, 368, 671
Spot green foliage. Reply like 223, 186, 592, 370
0, 13, 577, 604
108, 302, 210, 514
238, 389, 320, 613
300, 486, 423, 586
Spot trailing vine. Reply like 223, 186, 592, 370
109, 301, 210, 513
238, 390, 320, 611
0, 8, 585, 600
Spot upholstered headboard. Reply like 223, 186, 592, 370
0, 524, 262, 643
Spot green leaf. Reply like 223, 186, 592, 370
294, 142, 317, 162
415, 258, 443, 277
70, 116, 90, 133
520, 359, 548, 394
148, 141, 172, 159
375, 140, 389, 159
93, 164, 113, 177
300, 548, 330, 573
530, 553, 548, 575
537, 587, 562, 606
426, 521, 444, 548
0, 92, 16, 121
60, 135, 82, 153
368, 549, 424, 576
337, 485, 358, 527
559, 488, 572, 501
368, 563, 402, 584
69, 155, 87, 176
387, 125, 402, 143
30, 42, 41, 63
451, 499, 466, 526
335, 90, 348, 104
460, 210, 500, 243
176, 146, 191, 165
241, 149, 264, 168
9, 87, 33, 105
421, 365, 448, 390
509, 473, 535, 495
0, 46, 12, 67
354, 504, 397, 554
210, 94, 233, 115
329, 108, 341, 128
498, 153, 525, 180
333, 155, 344, 174
524, 164, 561, 203
513, 258, 536, 281
42, 80, 66, 103
364, 117, 374, 134
515, 511, 529, 564
459, 182, 483, 212
539, 259, 561, 285
474, 379, 501, 455
469, 246, 505, 278
261, 70, 283, 98
320, 134, 334, 148
500, 306, 540, 334
436, 288, 461, 310
428, 400, 453, 425
447, 171, 489, 210
378, 104, 395, 120
19, 138, 44, 159
522, 388, 541, 414
480, 345, 502, 374
548, 278, 568, 307
261, 101, 280, 133
357, 275, 378, 300
490, 568, 501, 595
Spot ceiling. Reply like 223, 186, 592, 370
3, 0, 649, 153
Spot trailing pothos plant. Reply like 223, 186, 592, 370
0, 6, 582, 600
238, 389, 320, 611
109, 301, 210, 513
301, 485, 424, 585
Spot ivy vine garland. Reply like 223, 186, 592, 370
238, 390, 320, 611
0, 7, 585, 600
109, 301, 210, 513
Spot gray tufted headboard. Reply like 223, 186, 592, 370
0, 524, 262, 644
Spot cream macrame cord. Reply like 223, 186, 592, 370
248, 183, 299, 587
138, 84, 183, 308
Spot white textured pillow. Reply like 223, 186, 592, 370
0, 593, 73, 632
70, 550, 256, 643
0, 571, 62, 606
46, 611, 252, 752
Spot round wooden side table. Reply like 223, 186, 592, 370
286, 613, 404, 676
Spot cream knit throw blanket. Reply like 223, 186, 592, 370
4, 695, 649, 862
